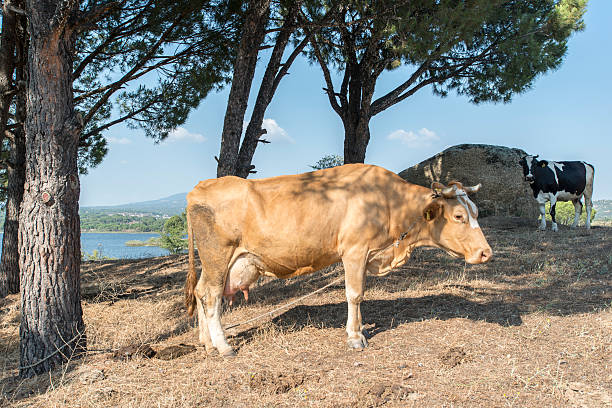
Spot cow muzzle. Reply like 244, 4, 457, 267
466, 247, 492, 264
525, 175, 535, 183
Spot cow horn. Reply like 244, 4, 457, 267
441, 185, 457, 198
534, 154, 539, 159
463, 183, 482, 194
431, 182, 458, 198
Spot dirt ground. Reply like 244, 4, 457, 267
1, 217, 611, 407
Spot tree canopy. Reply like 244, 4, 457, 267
74, 0, 235, 172
305, 0, 587, 163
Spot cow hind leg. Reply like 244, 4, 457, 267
342, 253, 368, 349
196, 245, 237, 356
571, 199, 583, 228
203, 284, 235, 357
194, 268, 223, 355
194, 286, 215, 354
550, 198, 558, 232
585, 196, 593, 230
583, 170, 594, 229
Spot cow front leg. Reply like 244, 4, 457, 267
571, 199, 583, 228
550, 198, 558, 232
342, 255, 368, 349
538, 202, 547, 230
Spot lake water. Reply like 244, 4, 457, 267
0, 232, 170, 259
81, 233, 169, 259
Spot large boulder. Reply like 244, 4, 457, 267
398, 144, 538, 218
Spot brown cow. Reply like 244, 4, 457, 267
185, 164, 492, 356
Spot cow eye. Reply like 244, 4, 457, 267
454, 214, 465, 223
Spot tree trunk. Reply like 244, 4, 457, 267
0, 130, 26, 297
217, 0, 270, 177
19, 0, 85, 377
0, 0, 18, 144
343, 117, 371, 164
235, 7, 299, 178
341, 62, 373, 164
0, 1, 25, 298
0, 20, 26, 297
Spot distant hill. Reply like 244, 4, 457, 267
0, 193, 610, 232
81, 192, 187, 217
83, 193, 611, 221
593, 200, 612, 220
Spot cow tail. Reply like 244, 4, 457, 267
185, 209, 198, 317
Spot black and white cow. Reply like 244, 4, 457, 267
519, 155, 595, 231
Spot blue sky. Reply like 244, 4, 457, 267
80, 0, 612, 207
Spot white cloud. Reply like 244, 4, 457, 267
387, 128, 439, 147
166, 127, 206, 143
108, 137, 131, 145
262, 118, 294, 143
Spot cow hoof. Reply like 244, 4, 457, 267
205, 348, 219, 357
552, 225, 558, 232
347, 334, 368, 350
221, 349, 237, 358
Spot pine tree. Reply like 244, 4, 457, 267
307, 0, 587, 163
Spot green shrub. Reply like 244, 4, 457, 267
160, 213, 188, 254
310, 154, 344, 170
542, 201, 596, 226
82, 245, 115, 261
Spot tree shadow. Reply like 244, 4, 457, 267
230, 293, 523, 349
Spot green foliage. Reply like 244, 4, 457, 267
125, 237, 162, 247
306, 0, 587, 105
81, 245, 115, 261
543, 201, 596, 226
74, 0, 236, 173
159, 213, 188, 254
310, 154, 344, 170
79, 212, 166, 232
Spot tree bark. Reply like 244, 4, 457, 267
1, 123, 26, 298
340, 61, 374, 164
0, 11, 27, 298
343, 116, 371, 164
19, 0, 85, 377
217, 0, 270, 178
0, 0, 19, 146
235, 6, 302, 178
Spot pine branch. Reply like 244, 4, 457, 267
80, 97, 160, 140
309, 36, 341, 116
74, 1, 121, 33
81, 12, 187, 127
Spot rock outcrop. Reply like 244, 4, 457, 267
398, 144, 538, 218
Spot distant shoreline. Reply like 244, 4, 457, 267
81, 231, 161, 234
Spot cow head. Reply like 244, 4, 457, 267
421, 181, 492, 264
519, 155, 539, 183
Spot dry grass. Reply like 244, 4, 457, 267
1, 217, 611, 407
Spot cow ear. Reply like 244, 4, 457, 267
423, 201, 442, 222
539, 160, 548, 168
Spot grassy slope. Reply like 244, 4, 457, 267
1, 218, 610, 407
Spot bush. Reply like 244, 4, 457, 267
160, 213, 188, 254
543, 201, 596, 226
310, 154, 344, 170
82, 244, 115, 261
